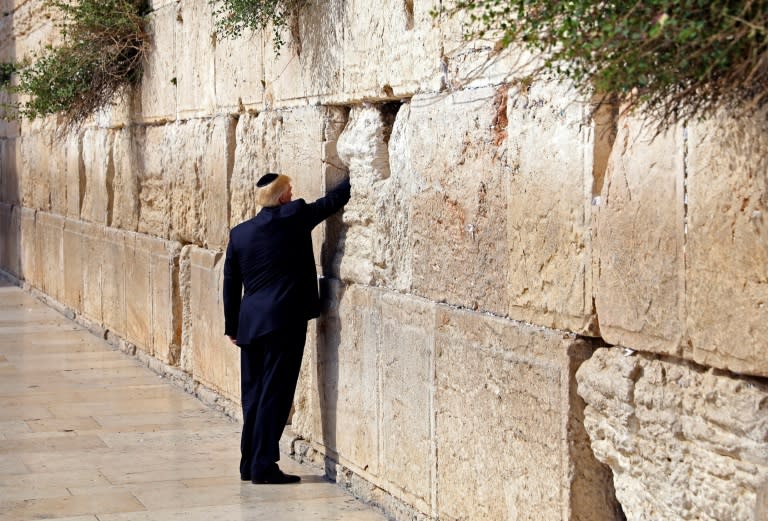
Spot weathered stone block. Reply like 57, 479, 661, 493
110, 128, 140, 231
187, 246, 239, 401
139, 5, 177, 122
80, 221, 105, 323
137, 125, 171, 238
64, 132, 83, 220
339, 0, 441, 99
263, 3, 343, 105
435, 307, 617, 521
19, 118, 53, 211
35, 212, 64, 302
0, 138, 20, 204
80, 128, 113, 225
313, 282, 380, 475
213, 30, 264, 111
577, 347, 768, 521
62, 218, 85, 310
101, 227, 126, 337
593, 115, 686, 354
19, 206, 36, 284
378, 290, 434, 510
686, 112, 768, 377
502, 81, 595, 332
176, 0, 215, 118
0, 202, 20, 276
149, 237, 182, 365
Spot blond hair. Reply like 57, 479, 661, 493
257, 174, 292, 207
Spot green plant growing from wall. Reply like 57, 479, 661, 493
436, 0, 767, 129
210, 0, 308, 51
1, 0, 150, 127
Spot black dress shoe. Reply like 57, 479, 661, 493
251, 466, 301, 484
240, 474, 251, 481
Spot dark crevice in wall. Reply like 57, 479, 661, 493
379, 100, 403, 146
591, 95, 618, 198
404, 0, 414, 30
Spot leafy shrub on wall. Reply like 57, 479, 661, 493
210, 0, 308, 50
2, 0, 150, 127
439, 0, 767, 129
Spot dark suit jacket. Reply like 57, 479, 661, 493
223, 179, 351, 345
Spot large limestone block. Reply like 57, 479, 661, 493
315, 282, 380, 475
80, 221, 106, 323
0, 137, 20, 204
110, 128, 141, 231
213, 30, 264, 111
187, 246, 239, 401
62, 218, 86, 310
577, 347, 768, 521
593, 116, 686, 354
101, 227, 127, 336
378, 290, 435, 510
686, 112, 768, 377
176, 0, 215, 118
148, 236, 182, 364
435, 308, 617, 521
0, 202, 20, 276
18, 118, 54, 211
340, 0, 441, 99
502, 81, 595, 332
63, 132, 83, 219
140, 118, 235, 248
80, 128, 114, 225
262, 2, 343, 105
139, 4, 177, 122
35, 212, 64, 302
19, 206, 36, 283
138, 125, 171, 238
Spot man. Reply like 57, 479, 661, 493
223, 172, 351, 484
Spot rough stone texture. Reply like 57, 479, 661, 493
594, 115, 686, 354
501, 81, 595, 333
577, 347, 768, 521
213, 29, 264, 112
435, 307, 616, 521
292, 283, 617, 520
337, 86, 595, 333
80, 127, 114, 225
339, 0, 441, 100
186, 245, 240, 402
139, 4, 177, 122
686, 112, 768, 377
0, 202, 20, 276
0, 138, 20, 204
176, 0, 215, 119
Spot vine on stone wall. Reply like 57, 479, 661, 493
437, 0, 767, 130
1, 0, 150, 128
210, 0, 308, 51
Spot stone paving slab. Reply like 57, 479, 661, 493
0, 281, 388, 521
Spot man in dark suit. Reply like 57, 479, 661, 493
223, 172, 351, 484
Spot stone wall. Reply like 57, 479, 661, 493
0, 1, 766, 520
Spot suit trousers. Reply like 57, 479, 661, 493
239, 322, 307, 478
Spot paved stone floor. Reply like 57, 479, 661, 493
0, 281, 388, 521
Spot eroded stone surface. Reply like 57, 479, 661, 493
577, 348, 768, 521
435, 307, 616, 521
686, 111, 768, 377
593, 115, 686, 354
186, 245, 239, 402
